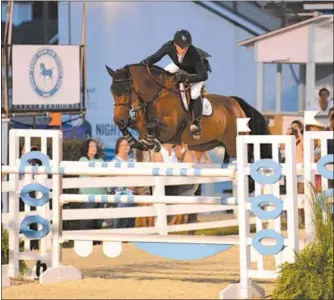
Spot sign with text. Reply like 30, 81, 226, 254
12, 45, 80, 105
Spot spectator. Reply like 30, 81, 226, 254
134, 149, 155, 228
189, 149, 212, 234
1, 163, 5, 182
78, 139, 108, 230
174, 144, 199, 232
280, 124, 303, 164
326, 108, 334, 131
153, 143, 199, 230
306, 124, 324, 163
306, 124, 325, 192
326, 108, 334, 155
291, 120, 304, 164
325, 109, 334, 188
152, 144, 179, 207
286, 122, 304, 225
153, 143, 178, 163
194, 151, 212, 164
315, 87, 333, 114
173, 144, 200, 199
20, 145, 41, 167
280, 127, 293, 163
291, 120, 303, 133
111, 137, 137, 229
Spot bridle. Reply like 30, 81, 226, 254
112, 65, 190, 127
112, 67, 161, 124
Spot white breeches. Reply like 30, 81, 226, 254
189, 81, 204, 99
164, 62, 180, 74
164, 62, 205, 99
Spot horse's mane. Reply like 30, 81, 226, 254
126, 63, 173, 78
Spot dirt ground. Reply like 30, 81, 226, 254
2, 243, 276, 299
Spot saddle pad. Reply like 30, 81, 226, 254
202, 98, 213, 116
180, 83, 213, 116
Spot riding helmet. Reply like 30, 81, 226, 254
174, 30, 192, 48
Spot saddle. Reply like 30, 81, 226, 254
178, 83, 213, 117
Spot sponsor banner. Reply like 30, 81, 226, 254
92, 121, 139, 149
12, 45, 80, 105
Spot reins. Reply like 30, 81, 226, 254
144, 64, 191, 93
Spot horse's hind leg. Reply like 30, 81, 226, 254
135, 204, 155, 227
187, 214, 198, 235
168, 214, 185, 225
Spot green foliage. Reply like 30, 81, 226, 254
272, 185, 333, 300
1, 225, 9, 262
62, 139, 83, 161
174, 224, 256, 236
272, 243, 333, 300
1, 225, 27, 274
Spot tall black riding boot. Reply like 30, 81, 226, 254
190, 96, 202, 135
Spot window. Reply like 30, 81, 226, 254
32, 1, 58, 20
32, 1, 43, 19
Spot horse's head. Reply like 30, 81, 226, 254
106, 65, 134, 128
106, 63, 175, 129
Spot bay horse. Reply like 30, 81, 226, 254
105, 63, 271, 161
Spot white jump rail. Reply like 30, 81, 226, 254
2, 165, 236, 178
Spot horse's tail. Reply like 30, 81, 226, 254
232, 96, 272, 160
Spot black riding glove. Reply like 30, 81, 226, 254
172, 72, 188, 83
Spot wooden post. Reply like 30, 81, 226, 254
2, 0, 13, 119
81, 1, 87, 121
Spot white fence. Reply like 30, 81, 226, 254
1, 114, 333, 299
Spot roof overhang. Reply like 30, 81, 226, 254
237, 15, 333, 64
303, 2, 334, 11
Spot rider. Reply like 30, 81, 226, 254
141, 29, 210, 136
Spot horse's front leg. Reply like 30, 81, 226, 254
119, 126, 159, 152
145, 121, 161, 152
119, 126, 147, 151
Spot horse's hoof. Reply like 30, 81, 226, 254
153, 141, 161, 152
137, 140, 150, 151
138, 143, 148, 151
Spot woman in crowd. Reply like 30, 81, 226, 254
152, 143, 199, 229
326, 108, 334, 188
280, 120, 304, 165
306, 123, 325, 193
326, 108, 334, 133
78, 139, 108, 230
291, 120, 304, 164
279, 121, 304, 226
111, 137, 138, 229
